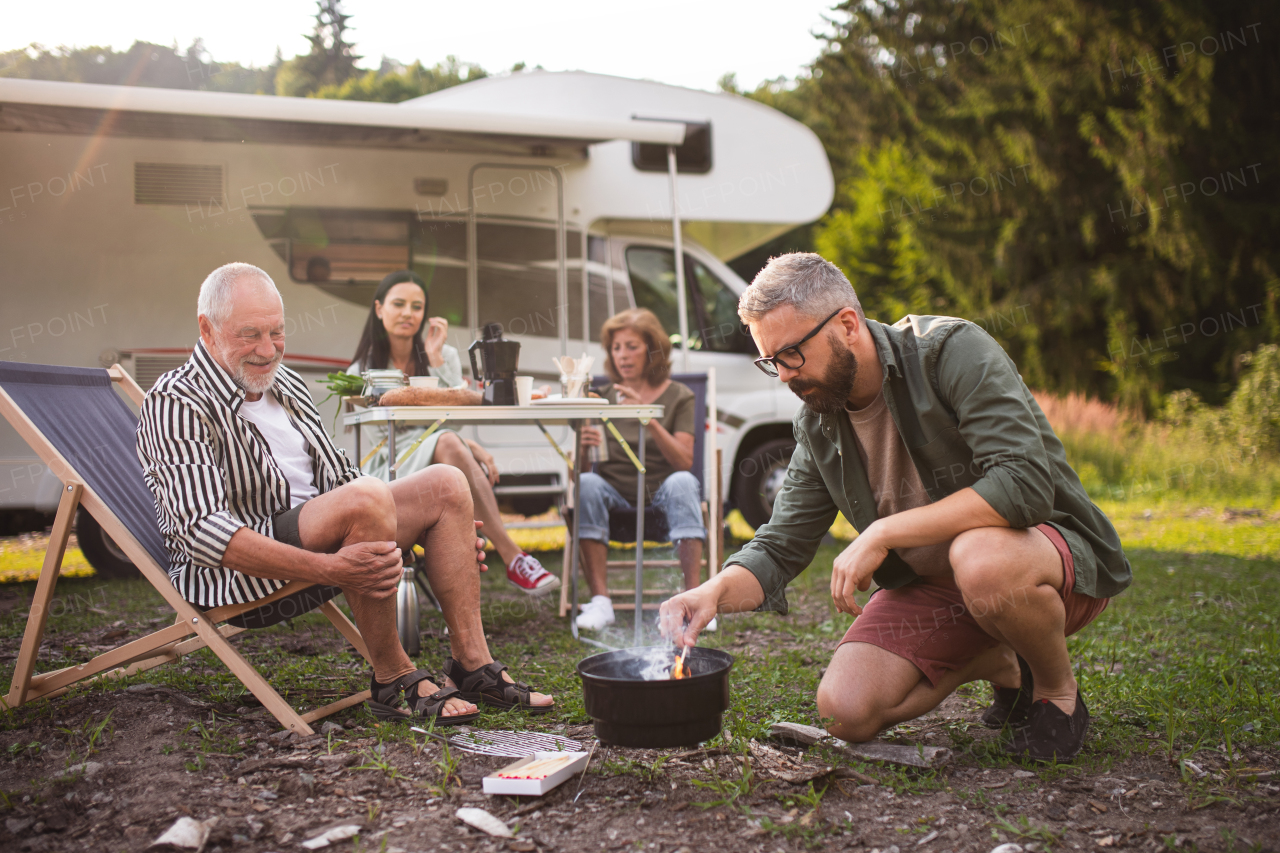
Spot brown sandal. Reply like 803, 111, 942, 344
443, 658, 555, 715
367, 669, 480, 725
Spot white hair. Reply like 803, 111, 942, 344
197, 263, 280, 327
738, 252, 864, 324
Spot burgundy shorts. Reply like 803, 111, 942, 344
837, 524, 1110, 687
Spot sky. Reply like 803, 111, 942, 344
4, 1, 843, 92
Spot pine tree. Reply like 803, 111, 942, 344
276, 0, 362, 96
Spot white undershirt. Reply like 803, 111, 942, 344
239, 392, 319, 507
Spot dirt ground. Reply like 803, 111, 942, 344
0, 614, 1275, 853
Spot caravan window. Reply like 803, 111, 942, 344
254, 208, 413, 308
412, 218, 469, 328
586, 235, 632, 342
254, 210, 582, 335
632, 122, 712, 174
689, 259, 757, 354
282, 210, 409, 284
625, 247, 755, 353
475, 222, 582, 339
626, 247, 690, 345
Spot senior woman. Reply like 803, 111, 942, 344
348, 270, 559, 596
575, 308, 710, 631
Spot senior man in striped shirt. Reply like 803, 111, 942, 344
136, 262, 552, 725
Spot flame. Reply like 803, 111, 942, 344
672, 647, 690, 680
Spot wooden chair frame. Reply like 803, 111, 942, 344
557, 370, 725, 617
0, 365, 372, 735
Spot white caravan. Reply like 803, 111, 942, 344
0, 71, 832, 573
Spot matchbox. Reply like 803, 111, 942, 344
481, 751, 590, 797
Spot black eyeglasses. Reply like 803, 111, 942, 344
752, 307, 844, 377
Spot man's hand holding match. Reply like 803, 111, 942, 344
658, 586, 718, 649
658, 565, 767, 648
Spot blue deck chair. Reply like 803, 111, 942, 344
0, 361, 372, 736
558, 372, 722, 617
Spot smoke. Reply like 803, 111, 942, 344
635, 645, 677, 681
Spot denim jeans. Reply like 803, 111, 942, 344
577, 471, 705, 543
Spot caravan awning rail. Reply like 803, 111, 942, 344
0, 78, 685, 157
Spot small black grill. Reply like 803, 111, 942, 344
577, 647, 734, 748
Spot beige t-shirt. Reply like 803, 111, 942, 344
846, 391, 953, 577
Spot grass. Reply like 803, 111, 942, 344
992, 813, 1065, 846
690, 758, 755, 809
1095, 500, 1280, 557
2, 386, 1278, 838
57, 709, 114, 767
2, 517, 1275, 782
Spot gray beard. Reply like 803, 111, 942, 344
216, 339, 281, 395
233, 360, 280, 396
787, 334, 858, 417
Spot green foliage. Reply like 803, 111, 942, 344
0, 40, 274, 93
815, 142, 963, 323
313, 57, 487, 103
801, 0, 1279, 410
1162, 345, 1280, 453
1041, 346, 1280, 507
0, 5, 484, 104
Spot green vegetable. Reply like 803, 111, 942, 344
317, 371, 365, 398
316, 372, 366, 434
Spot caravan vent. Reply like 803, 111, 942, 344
134, 163, 224, 206
133, 355, 190, 389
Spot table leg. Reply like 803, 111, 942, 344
634, 425, 645, 647
354, 421, 361, 471
387, 426, 397, 482
569, 419, 582, 640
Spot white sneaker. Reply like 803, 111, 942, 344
703, 616, 718, 633
575, 595, 615, 631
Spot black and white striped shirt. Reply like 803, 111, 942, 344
136, 340, 361, 607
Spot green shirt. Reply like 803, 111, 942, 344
727, 315, 1132, 614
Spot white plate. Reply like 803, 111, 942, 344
529, 397, 604, 405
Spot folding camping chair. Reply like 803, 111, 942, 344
0, 361, 373, 736
557, 371, 723, 617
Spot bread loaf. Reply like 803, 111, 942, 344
377, 386, 483, 407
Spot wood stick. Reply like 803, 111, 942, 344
769, 721, 953, 769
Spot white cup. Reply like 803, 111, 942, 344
515, 376, 534, 406
409, 376, 440, 389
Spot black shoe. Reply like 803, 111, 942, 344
1006, 690, 1089, 762
981, 654, 1034, 729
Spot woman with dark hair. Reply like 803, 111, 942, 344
349, 271, 559, 596
574, 308, 708, 632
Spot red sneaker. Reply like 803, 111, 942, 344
506, 553, 560, 597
